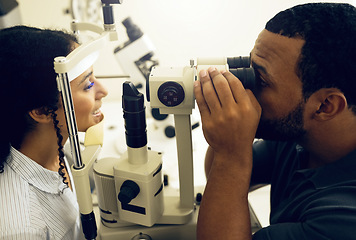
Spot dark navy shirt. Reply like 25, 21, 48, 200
251, 140, 356, 240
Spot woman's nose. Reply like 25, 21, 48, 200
95, 79, 108, 99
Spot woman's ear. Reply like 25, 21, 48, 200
312, 89, 347, 121
28, 108, 52, 123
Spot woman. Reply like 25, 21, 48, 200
0, 25, 108, 239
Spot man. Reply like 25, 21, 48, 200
194, 3, 356, 240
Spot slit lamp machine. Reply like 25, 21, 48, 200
54, 1, 258, 239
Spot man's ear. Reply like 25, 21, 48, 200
28, 108, 53, 123
312, 89, 347, 121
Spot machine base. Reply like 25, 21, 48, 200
97, 203, 261, 240
98, 207, 198, 240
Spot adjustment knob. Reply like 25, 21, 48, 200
164, 125, 175, 138
131, 233, 152, 240
158, 81, 185, 107
151, 108, 168, 121
118, 180, 140, 204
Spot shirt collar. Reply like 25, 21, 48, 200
296, 147, 356, 189
7, 147, 67, 194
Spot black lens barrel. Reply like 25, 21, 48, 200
227, 56, 255, 90
122, 81, 147, 148
229, 68, 255, 90
227, 56, 251, 68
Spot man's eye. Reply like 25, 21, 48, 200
255, 72, 269, 87
259, 78, 268, 87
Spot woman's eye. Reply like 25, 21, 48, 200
85, 81, 94, 90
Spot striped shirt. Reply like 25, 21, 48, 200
0, 147, 84, 240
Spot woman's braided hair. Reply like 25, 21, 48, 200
0, 26, 79, 185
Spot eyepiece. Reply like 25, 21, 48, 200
227, 56, 251, 68
122, 17, 143, 42
229, 68, 255, 90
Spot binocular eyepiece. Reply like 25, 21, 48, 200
227, 56, 255, 90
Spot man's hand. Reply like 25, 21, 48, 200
194, 67, 261, 159
195, 67, 261, 240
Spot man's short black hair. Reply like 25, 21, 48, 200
266, 3, 356, 113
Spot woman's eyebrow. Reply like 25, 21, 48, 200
79, 71, 93, 85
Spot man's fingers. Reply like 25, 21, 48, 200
222, 71, 262, 119
198, 69, 222, 111
194, 79, 211, 117
246, 89, 262, 117
206, 68, 235, 107
221, 71, 247, 103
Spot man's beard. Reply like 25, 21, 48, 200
255, 101, 306, 141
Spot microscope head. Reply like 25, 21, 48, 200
114, 17, 158, 90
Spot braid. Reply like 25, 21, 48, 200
49, 109, 68, 186
0, 26, 79, 180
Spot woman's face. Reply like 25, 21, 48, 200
68, 66, 108, 132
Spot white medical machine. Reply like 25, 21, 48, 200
54, 1, 260, 239
92, 56, 259, 240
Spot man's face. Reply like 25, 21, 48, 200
250, 29, 307, 141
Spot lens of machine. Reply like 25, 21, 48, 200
229, 68, 255, 90
227, 56, 251, 68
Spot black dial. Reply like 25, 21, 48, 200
157, 81, 185, 107
118, 180, 140, 204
